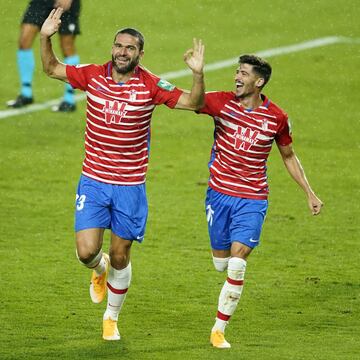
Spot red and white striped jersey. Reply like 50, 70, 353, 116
198, 91, 292, 200
66, 62, 182, 185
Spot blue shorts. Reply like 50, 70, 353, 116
205, 187, 268, 250
75, 175, 148, 242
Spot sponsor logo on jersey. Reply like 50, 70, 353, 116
157, 79, 175, 91
234, 126, 260, 151
103, 100, 127, 124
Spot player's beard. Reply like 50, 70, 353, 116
112, 54, 140, 74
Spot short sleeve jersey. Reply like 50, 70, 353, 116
198, 91, 292, 200
66, 62, 182, 185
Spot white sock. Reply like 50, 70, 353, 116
104, 262, 132, 321
93, 255, 107, 276
212, 256, 230, 272
212, 257, 247, 333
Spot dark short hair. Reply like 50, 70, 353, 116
239, 54, 272, 87
113, 28, 145, 51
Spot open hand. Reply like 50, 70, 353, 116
183, 38, 205, 75
40, 8, 63, 38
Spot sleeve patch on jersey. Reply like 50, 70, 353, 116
157, 79, 175, 91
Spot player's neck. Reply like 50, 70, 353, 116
111, 69, 135, 84
238, 94, 263, 110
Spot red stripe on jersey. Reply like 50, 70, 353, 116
107, 282, 128, 295
227, 277, 244, 286
217, 311, 231, 321
199, 91, 292, 200
66, 62, 182, 185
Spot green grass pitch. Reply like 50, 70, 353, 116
0, 1, 359, 359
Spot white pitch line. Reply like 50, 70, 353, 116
0, 36, 357, 120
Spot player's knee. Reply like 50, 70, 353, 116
212, 256, 230, 272
227, 257, 247, 280
76, 245, 100, 266
18, 38, 33, 50
60, 35, 76, 57
109, 250, 129, 269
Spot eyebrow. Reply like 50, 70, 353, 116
113, 42, 138, 49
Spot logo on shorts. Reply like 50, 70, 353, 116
68, 23, 76, 33
206, 205, 214, 226
103, 100, 127, 124
234, 126, 259, 151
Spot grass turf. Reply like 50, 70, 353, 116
0, 1, 359, 359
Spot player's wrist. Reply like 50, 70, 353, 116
192, 71, 204, 78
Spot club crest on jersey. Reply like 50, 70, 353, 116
234, 126, 260, 151
129, 89, 137, 101
103, 100, 127, 124
262, 119, 268, 131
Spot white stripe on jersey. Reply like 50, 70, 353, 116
92, 78, 150, 95
217, 151, 266, 170
82, 170, 145, 185
229, 100, 277, 119
86, 147, 146, 158
86, 124, 149, 142
85, 139, 148, 152
86, 158, 148, 169
85, 134, 147, 149
87, 115, 150, 134
224, 104, 278, 128
209, 175, 265, 192
89, 83, 153, 104
86, 151, 148, 163
209, 178, 266, 198
86, 90, 156, 111
83, 164, 146, 177
210, 164, 267, 184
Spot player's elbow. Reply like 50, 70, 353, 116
42, 63, 56, 78
43, 62, 65, 80
193, 98, 205, 111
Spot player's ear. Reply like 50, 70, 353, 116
139, 50, 145, 59
255, 77, 265, 88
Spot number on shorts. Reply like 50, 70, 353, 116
76, 194, 86, 211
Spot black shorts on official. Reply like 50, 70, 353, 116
22, 0, 81, 35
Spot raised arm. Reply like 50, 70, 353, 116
175, 38, 205, 110
277, 143, 323, 215
40, 8, 68, 81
